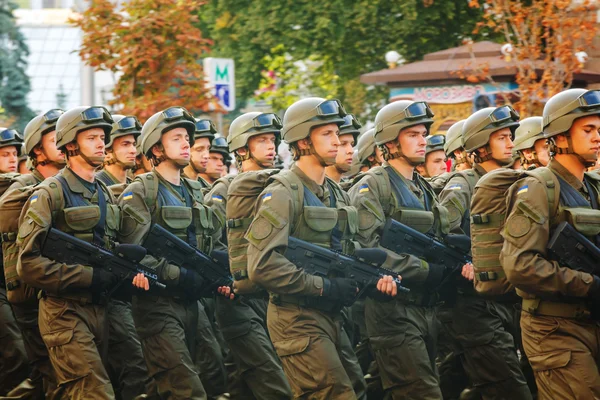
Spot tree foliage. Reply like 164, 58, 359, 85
72, 0, 214, 120
0, 0, 34, 131
469, 0, 598, 116
200, 0, 490, 117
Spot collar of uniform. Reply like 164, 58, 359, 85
61, 168, 97, 198
549, 159, 583, 191
198, 176, 210, 189
97, 169, 120, 185
472, 163, 487, 178
154, 169, 187, 201
32, 168, 45, 184
291, 163, 327, 200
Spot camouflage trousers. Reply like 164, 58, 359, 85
0, 287, 29, 395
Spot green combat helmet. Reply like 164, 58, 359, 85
55, 106, 113, 166
24, 109, 64, 158
228, 112, 282, 169
425, 134, 445, 156
357, 128, 377, 167
210, 135, 231, 164
194, 118, 217, 142
105, 115, 142, 168
141, 106, 195, 167
339, 114, 362, 143
373, 100, 434, 165
462, 105, 519, 164
513, 116, 544, 166
543, 88, 600, 167
0, 128, 24, 155
444, 120, 470, 168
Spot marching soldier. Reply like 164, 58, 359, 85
417, 134, 447, 178
513, 116, 549, 170
438, 106, 532, 399
348, 100, 451, 399
246, 98, 393, 399
182, 118, 215, 189
356, 128, 384, 174
17, 106, 130, 398
198, 136, 230, 186
212, 111, 293, 399
501, 88, 600, 398
120, 106, 218, 399
324, 114, 360, 184
96, 115, 142, 187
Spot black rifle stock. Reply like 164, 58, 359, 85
142, 224, 233, 297
548, 221, 600, 274
41, 228, 165, 297
284, 236, 410, 296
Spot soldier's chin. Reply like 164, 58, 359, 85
322, 156, 337, 166
580, 153, 598, 168
336, 163, 351, 173
87, 156, 106, 167
173, 158, 190, 168
496, 157, 514, 166
123, 161, 136, 169
407, 156, 425, 167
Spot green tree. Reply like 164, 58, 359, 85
200, 0, 493, 118
0, 0, 35, 131
56, 83, 68, 110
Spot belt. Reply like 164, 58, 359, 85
272, 294, 342, 313
522, 298, 591, 319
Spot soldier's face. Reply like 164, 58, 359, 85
397, 124, 427, 160
39, 130, 65, 164
76, 128, 106, 158
0, 145, 18, 173
111, 134, 137, 168
190, 137, 210, 172
309, 123, 340, 165
424, 149, 447, 176
334, 134, 355, 172
488, 127, 515, 164
206, 152, 224, 179
160, 127, 190, 162
248, 133, 277, 167
568, 115, 600, 160
533, 138, 550, 166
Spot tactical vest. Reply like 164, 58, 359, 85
445, 169, 480, 236
136, 172, 215, 254
552, 173, 600, 241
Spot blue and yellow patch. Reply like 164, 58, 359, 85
30, 195, 38, 204
123, 191, 133, 201
517, 185, 528, 195
212, 195, 223, 203
447, 184, 462, 191
262, 193, 272, 202
359, 184, 369, 193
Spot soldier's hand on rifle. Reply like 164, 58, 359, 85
376, 275, 402, 297
461, 263, 474, 281
217, 285, 235, 300
132, 273, 150, 291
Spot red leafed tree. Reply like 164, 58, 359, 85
71, 0, 213, 120
469, 0, 597, 116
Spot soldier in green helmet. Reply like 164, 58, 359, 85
96, 114, 142, 187
438, 106, 532, 400
16, 106, 137, 398
199, 135, 230, 186
325, 113, 360, 184
211, 111, 293, 399
0, 128, 23, 174
513, 116, 549, 170
417, 134, 449, 195
0, 109, 64, 398
445, 120, 472, 173
134, 129, 153, 176
349, 100, 454, 399
183, 118, 216, 188
246, 97, 398, 399
356, 128, 384, 174
501, 89, 600, 398
120, 106, 222, 399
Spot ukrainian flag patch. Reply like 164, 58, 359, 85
212, 195, 223, 203
517, 185, 528, 195
262, 193, 272, 202
123, 191, 133, 201
30, 195, 38, 204
359, 184, 369, 193
447, 184, 462, 190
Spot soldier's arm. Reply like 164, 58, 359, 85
16, 188, 93, 293
246, 183, 324, 296
500, 177, 595, 297
203, 181, 228, 251
118, 181, 181, 287
348, 174, 432, 286
438, 174, 471, 234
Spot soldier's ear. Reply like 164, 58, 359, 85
237, 147, 247, 157
151, 143, 164, 158
297, 138, 310, 151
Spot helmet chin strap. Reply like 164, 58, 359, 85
104, 151, 135, 170
298, 140, 335, 167
551, 135, 597, 168
454, 150, 472, 168
37, 147, 66, 168
473, 145, 511, 166
67, 145, 104, 168
382, 140, 424, 167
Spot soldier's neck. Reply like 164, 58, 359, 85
454, 162, 471, 172
324, 165, 342, 183
68, 157, 96, 182
554, 154, 586, 182
198, 173, 215, 185
478, 159, 503, 174
182, 164, 200, 181
241, 159, 263, 172
296, 156, 326, 185
36, 162, 61, 179
155, 161, 181, 185
104, 164, 128, 184
387, 158, 414, 180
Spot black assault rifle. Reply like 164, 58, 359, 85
142, 224, 233, 297
284, 236, 410, 296
547, 221, 600, 274
41, 228, 165, 302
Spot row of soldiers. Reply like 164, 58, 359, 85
0, 87, 599, 400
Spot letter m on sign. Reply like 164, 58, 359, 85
216, 65, 229, 82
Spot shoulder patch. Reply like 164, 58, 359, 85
122, 191, 133, 201
447, 184, 462, 191
517, 185, 528, 195
359, 184, 369, 193
505, 214, 531, 238
262, 192, 272, 202
30, 195, 38, 204
211, 194, 223, 203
